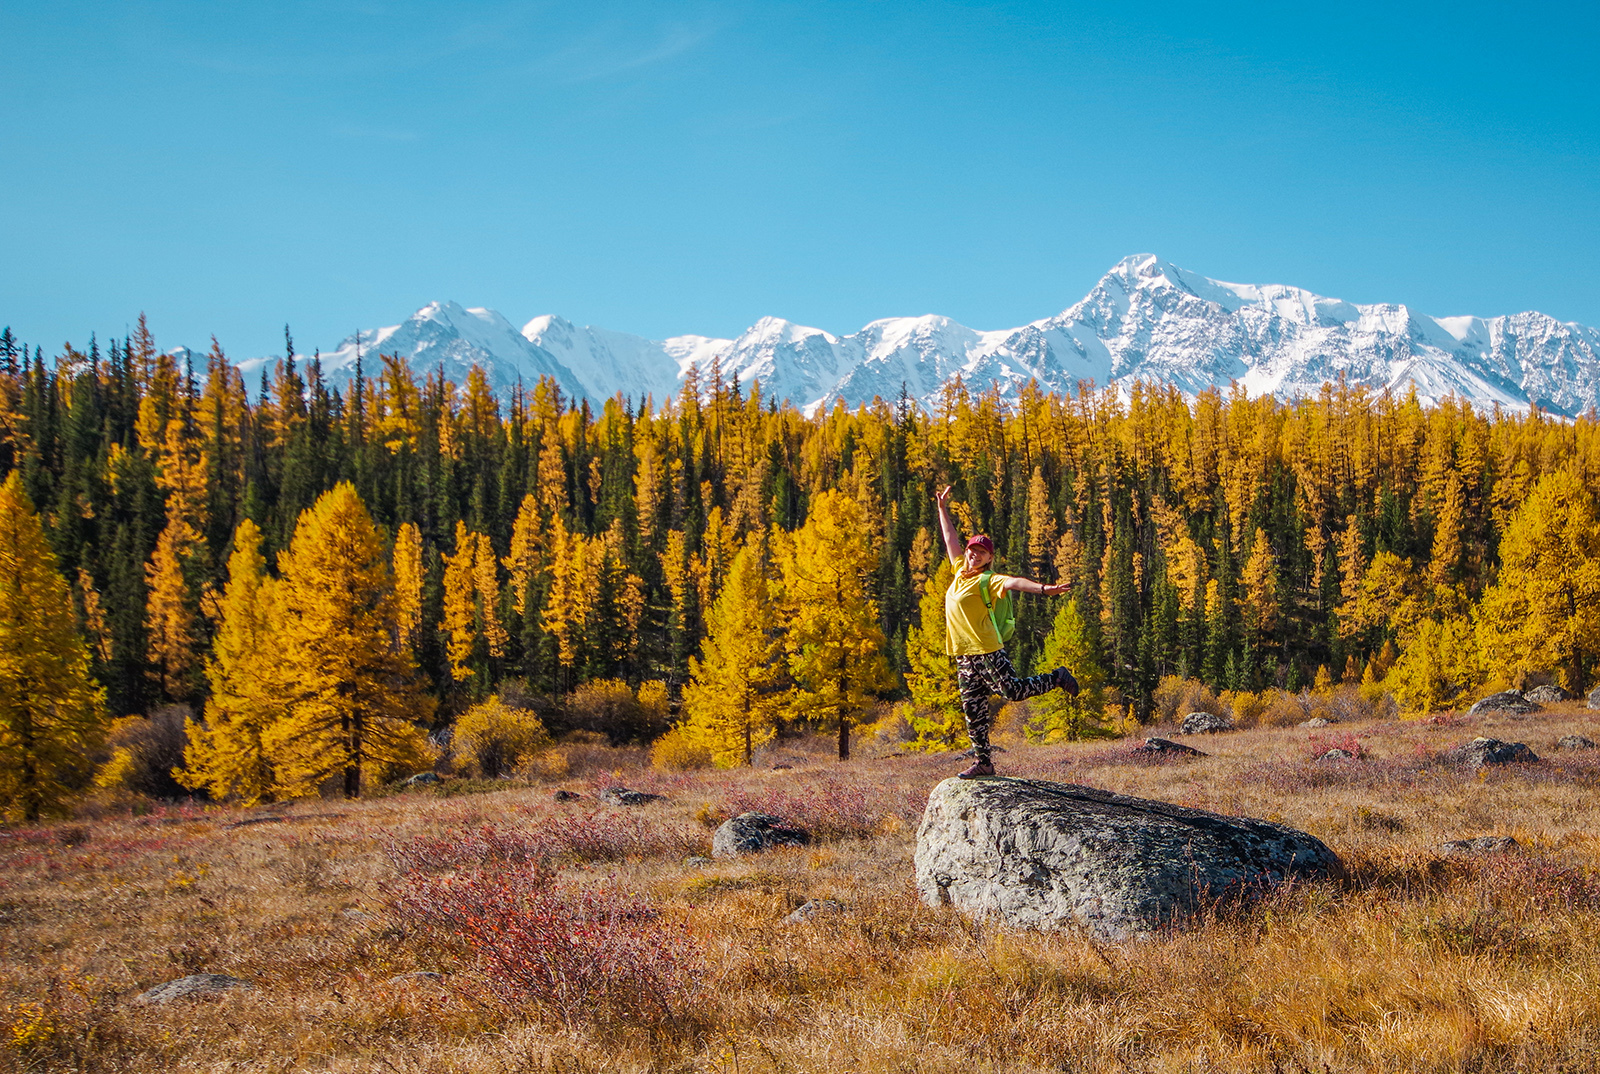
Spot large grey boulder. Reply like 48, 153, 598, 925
1589, 686, 1600, 710
1523, 685, 1571, 705
1446, 737, 1539, 768
1179, 711, 1233, 735
132, 974, 253, 1005
914, 777, 1339, 941
712, 812, 809, 858
1467, 691, 1542, 716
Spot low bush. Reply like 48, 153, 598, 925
650, 726, 713, 772
452, 695, 550, 778
392, 866, 703, 1030
1152, 676, 1222, 723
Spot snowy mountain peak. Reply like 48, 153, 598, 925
237, 257, 1600, 419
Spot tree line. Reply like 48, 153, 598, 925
1, 316, 1597, 814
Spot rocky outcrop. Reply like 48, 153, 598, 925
132, 974, 253, 1005
598, 787, 664, 807
712, 812, 809, 858
1131, 737, 1207, 758
1179, 712, 1233, 735
1467, 691, 1542, 716
1446, 737, 1539, 768
914, 777, 1339, 941
1523, 685, 1571, 705
1555, 735, 1597, 751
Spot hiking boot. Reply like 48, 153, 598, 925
1053, 667, 1080, 696
957, 758, 995, 779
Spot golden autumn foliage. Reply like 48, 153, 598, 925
144, 514, 202, 700
681, 540, 785, 767
179, 519, 282, 804
0, 472, 107, 820
1475, 469, 1600, 691
392, 522, 424, 653
263, 483, 434, 798
451, 695, 549, 778
779, 490, 896, 760
441, 521, 507, 681
902, 559, 963, 750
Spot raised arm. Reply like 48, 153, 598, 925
998, 574, 1071, 597
934, 485, 964, 566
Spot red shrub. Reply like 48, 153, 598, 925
391, 866, 702, 1027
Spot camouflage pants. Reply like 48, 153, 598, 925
953, 649, 1058, 759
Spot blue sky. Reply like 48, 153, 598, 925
2, 1, 1597, 358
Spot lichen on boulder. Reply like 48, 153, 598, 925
914, 777, 1339, 941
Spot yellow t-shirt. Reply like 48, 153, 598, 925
944, 568, 1014, 656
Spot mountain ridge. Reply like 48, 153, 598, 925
234, 255, 1600, 417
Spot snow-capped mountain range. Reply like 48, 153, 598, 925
236, 255, 1600, 417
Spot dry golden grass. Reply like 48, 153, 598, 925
4, 702, 1600, 1073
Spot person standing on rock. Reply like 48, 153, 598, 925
935, 485, 1078, 778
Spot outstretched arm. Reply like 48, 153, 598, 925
934, 485, 964, 566
998, 575, 1071, 597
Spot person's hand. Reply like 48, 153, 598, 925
1045, 582, 1070, 596
935, 485, 953, 508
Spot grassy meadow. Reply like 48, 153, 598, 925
4, 700, 1600, 1074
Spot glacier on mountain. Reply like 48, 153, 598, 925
236, 255, 1600, 417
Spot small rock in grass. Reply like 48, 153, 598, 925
384, 971, 444, 985
1467, 691, 1542, 717
552, 789, 583, 802
598, 787, 664, 807
1317, 748, 1357, 762
132, 974, 254, 1006
771, 763, 793, 770
683, 855, 713, 867
784, 899, 846, 924
1523, 685, 1571, 705
712, 812, 810, 858
1179, 711, 1233, 735
1299, 717, 1333, 728
1555, 735, 1597, 751
339, 908, 371, 922
1446, 737, 1539, 768
1132, 737, 1207, 758
1440, 836, 1520, 855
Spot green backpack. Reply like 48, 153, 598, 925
978, 570, 1016, 645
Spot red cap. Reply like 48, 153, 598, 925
965, 534, 994, 555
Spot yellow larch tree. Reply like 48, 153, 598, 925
392, 522, 424, 653
144, 514, 202, 700
681, 540, 784, 766
0, 472, 107, 820
263, 484, 434, 798
1025, 465, 1057, 577
440, 523, 508, 683
902, 559, 963, 751
503, 493, 544, 616
178, 519, 282, 804
779, 489, 896, 760
1240, 527, 1279, 639
1476, 470, 1600, 692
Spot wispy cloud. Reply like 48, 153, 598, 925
538, 21, 718, 83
